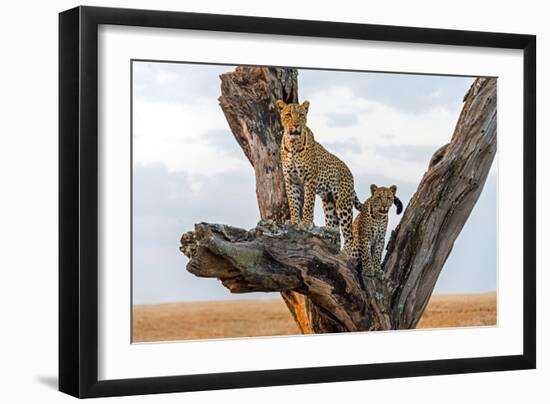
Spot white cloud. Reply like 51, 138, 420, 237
133, 96, 249, 176
155, 70, 178, 85
305, 86, 462, 183
430, 89, 442, 99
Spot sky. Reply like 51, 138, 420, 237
132, 61, 497, 304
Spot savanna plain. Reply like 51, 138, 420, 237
133, 293, 497, 342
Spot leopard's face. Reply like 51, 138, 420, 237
370, 184, 397, 215
276, 100, 310, 139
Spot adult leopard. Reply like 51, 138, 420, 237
276, 99, 362, 252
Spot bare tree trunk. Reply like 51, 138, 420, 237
181, 70, 497, 333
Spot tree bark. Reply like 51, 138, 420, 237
181, 222, 370, 332
181, 70, 497, 333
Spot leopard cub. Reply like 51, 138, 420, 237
351, 184, 403, 275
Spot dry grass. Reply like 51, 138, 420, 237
133, 292, 496, 343
416, 292, 497, 329
133, 299, 299, 342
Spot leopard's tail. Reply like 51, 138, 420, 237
353, 191, 363, 211
394, 197, 403, 215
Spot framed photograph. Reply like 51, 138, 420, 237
59, 6, 536, 398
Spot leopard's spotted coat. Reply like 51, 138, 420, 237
351, 184, 403, 275
276, 100, 362, 252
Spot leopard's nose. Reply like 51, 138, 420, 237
290, 128, 300, 135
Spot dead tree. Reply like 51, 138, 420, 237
180, 67, 497, 334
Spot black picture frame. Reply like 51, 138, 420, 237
59, 5, 536, 398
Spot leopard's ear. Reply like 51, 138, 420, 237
389, 185, 397, 195
370, 184, 378, 195
275, 100, 287, 111
301, 100, 310, 113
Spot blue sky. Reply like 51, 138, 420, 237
132, 61, 496, 304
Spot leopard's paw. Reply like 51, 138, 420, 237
297, 221, 315, 231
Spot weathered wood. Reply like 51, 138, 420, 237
181, 72, 497, 333
181, 221, 371, 332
